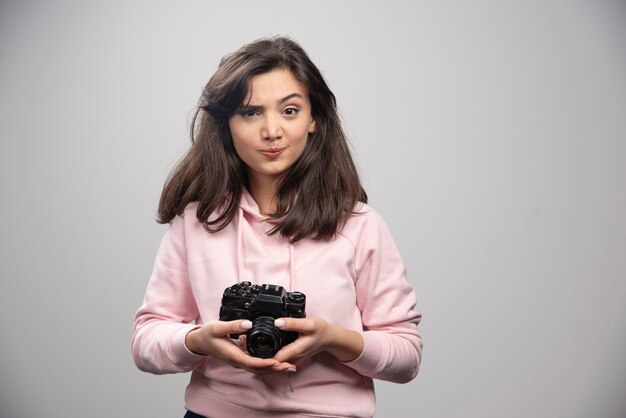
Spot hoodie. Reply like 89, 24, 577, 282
131, 190, 422, 418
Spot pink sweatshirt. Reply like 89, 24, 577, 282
132, 190, 422, 417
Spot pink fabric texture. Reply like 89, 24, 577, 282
132, 191, 422, 417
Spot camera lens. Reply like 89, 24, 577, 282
247, 316, 281, 358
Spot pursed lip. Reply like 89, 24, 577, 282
260, 147, 286, 158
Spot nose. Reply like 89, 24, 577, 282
261, 114, 283, 140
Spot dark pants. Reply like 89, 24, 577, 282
184, 411, 207, 418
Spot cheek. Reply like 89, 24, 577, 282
229, 131, 248, 163
296, 128, 311, 150
231, 138, 253, 165
291, 138, 309, 162
230, 124, 255, 149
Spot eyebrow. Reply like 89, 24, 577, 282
278, 93, 305, 104
244, 93, 306, 109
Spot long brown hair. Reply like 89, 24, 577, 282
157, 36, 367, 242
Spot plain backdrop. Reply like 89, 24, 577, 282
1, 1, 625, 417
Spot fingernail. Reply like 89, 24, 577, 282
287, 367, 297, 373
241, 320, 252, 330
274, 319, 285, 327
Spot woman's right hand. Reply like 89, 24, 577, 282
184, 320, 296, 375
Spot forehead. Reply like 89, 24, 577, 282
245, 68, 309, 102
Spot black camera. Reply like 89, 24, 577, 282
219, 281, 306, 358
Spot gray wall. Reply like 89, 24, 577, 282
1, 1, 625, 417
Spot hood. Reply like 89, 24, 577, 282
239, 188, 285, 224
236, 188, 296, 292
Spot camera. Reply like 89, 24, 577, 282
219, 281, 306, 358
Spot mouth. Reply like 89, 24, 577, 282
260, 147, 286, 159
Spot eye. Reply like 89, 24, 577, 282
283, 107, 299, 116
239, 108, 260, 118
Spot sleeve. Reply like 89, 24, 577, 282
130, 214, 207, 374
342, 210, 423, 383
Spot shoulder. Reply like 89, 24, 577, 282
345, 201, 387, 227
175, 201, 202, 227
181, 201, 200, 218
167, 201, 206, 243
339, 202, 393, 246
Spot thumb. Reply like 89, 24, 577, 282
205, 319, 252, 337
274, 317, 313, 333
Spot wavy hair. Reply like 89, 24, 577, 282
157, 36, 367, 242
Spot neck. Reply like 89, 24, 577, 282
248, 174, 279, 216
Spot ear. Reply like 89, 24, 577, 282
308, 118, 317, 134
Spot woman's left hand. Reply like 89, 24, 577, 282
272, 317, 364, 364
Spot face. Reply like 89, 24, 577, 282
228, 68, 316, 191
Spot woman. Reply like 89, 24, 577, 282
132, 36, 422, 418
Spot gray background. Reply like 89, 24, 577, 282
1, 1, 625, 417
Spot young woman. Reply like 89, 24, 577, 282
132, 36, 422, 418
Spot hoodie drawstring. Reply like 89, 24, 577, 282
288, 242, 296, 292
288, 240, 296, 392
236, 207, 245, 281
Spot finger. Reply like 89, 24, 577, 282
225, 344, 297, 372
226, 351, 278, 372
220, 341, 289, 370
234, 335, 247, 351
274, 317, 316, 333
204, 319, 252, 337
247, 359, 297, 375
243, 363, 296, 375
224, 351, 296, 375
270, 362, 297, 372
272, 338, 308, 363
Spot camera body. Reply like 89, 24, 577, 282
219, 281, 306, 358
